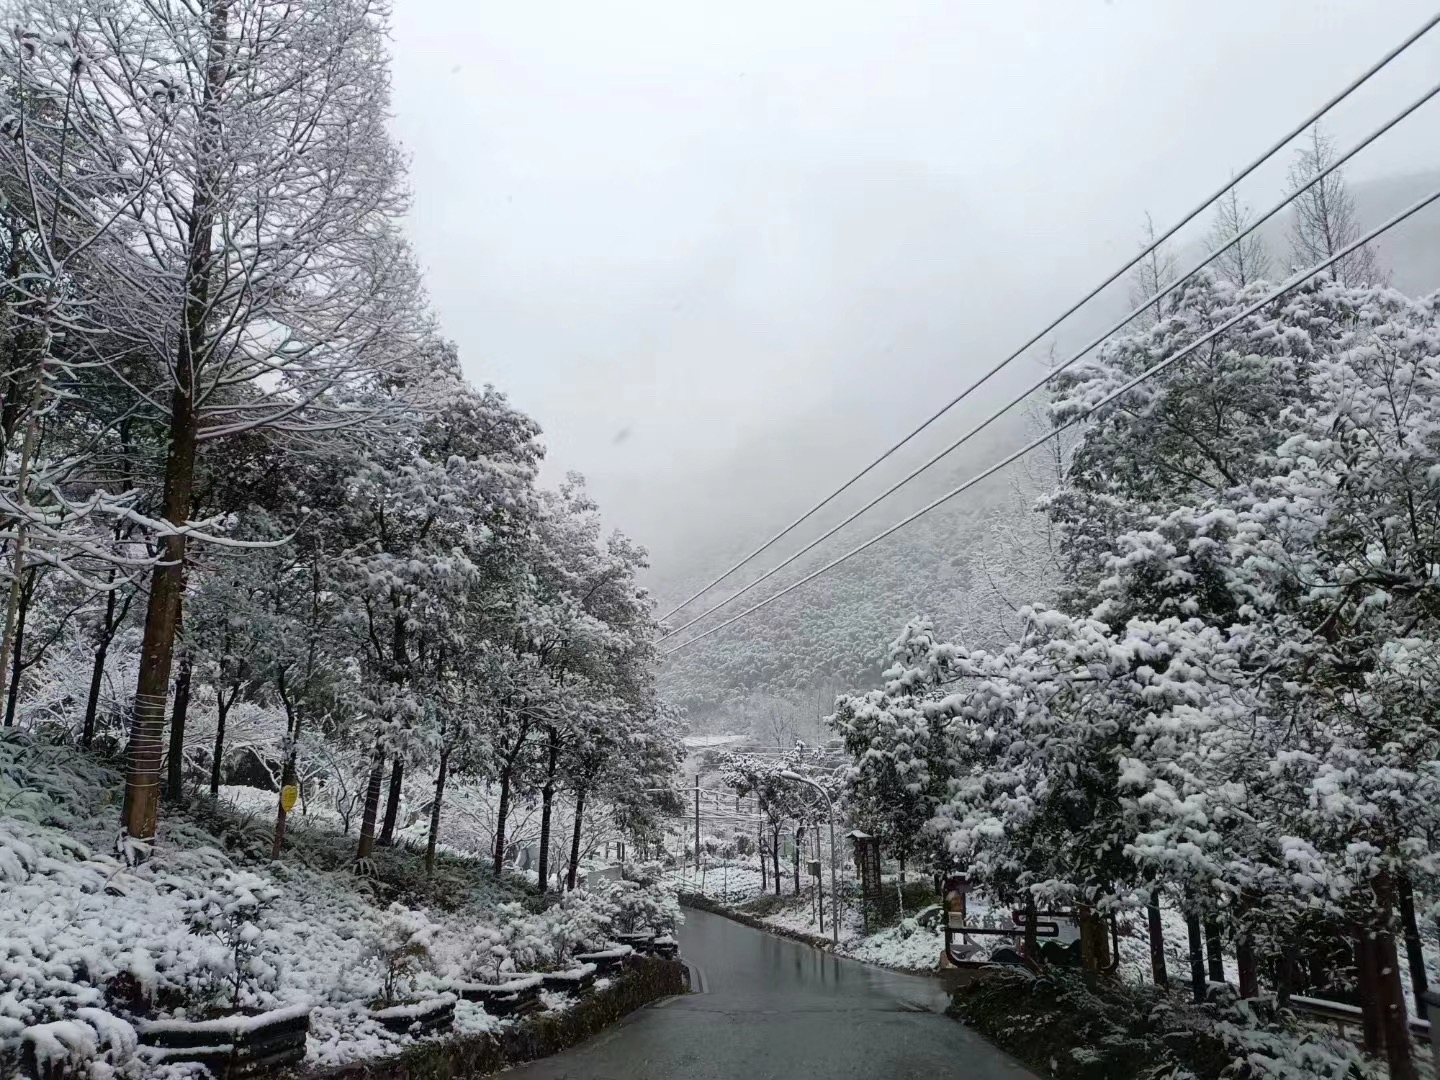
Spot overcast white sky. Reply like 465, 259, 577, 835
387, 0, 1440, 584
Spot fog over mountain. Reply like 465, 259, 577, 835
385, 0, 1440, 723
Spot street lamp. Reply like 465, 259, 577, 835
780, 769, 839, 946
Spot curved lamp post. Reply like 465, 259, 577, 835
780, 769, 839, 946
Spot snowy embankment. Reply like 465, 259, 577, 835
0, 732, 679, 1079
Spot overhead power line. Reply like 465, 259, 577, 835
656, 77, 1440, 647
655, 10, 1440, 628
662, 184, 1440, 657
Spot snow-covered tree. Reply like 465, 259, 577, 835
1208, 186, 1272, 287
1286, 125, 1385, 287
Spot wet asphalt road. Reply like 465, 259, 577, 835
502, 907, 1040, 1080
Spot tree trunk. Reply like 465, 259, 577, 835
424, 747, 449, 877
771, 823, 780, 896
1204, 920, 1224, 983
354, 747, 385, 865
378, 757, 403, 847
1148, 890, 1168, 988
1237, 929, 1258, 999
81, 595, 115, 747
1357, 932, 1384, 1056
1374, 872, 1418, 1080
759, 814, 767, 894
537, 731, 558, 892
492, 771, 511, 875
119, 0, 228, 845
271, 743, 299, 860
1377, 928, 1418, 1080
566, 787, 585, 890
209, 695, 231, 797
1078, 905, 1110, 977
3, 569, 30, 726
1023, 893, 1038, 964
1399, 875, 1428, 1020
1310, 947, 1332, 997
1277, 947, 1297, 1006
1187, 912, 1206, 1003
165, 650, 192, 804
537, 783, 555, 894
793, 831, 801, 895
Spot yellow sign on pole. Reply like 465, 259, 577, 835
280, 784, 298, 814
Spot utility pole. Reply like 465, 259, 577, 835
815, 823, 825, 936
694, 775, 700, 873
781, 770, 839, 947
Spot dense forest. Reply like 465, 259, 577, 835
0, 0, 679, 870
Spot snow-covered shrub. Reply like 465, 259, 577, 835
365, 903, 439, 1005
12, 1008, 139, 1080
1214, 1010, 1376, 1080
182, 868, 282, 1010
458, 924, 512, 983
554, 887, 618, 953
492, 902, 547, 973
458, 889, 622, 978
593, 877, 681, 936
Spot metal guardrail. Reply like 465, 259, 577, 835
1288, 994, 1431, 1039
944, 911, 1060, 938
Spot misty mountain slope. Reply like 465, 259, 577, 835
654, 173, 1440, 729
657, 445, 1045, 725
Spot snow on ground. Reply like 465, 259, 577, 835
846, 922, 947, 971
0, 733, 672, 1078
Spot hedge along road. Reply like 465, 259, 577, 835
502, 906, 1040, 1080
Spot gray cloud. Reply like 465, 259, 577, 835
388, 0, 1440, 583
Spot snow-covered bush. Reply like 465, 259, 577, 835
182, 869, 283, 1010
554, 887, 618, 953
456, 888, 622, 980
458, 924, 513, 983
11, 1008, 139, 1080
593, 877, 681, 937
1215, 1010, 1376, 1080
365, 903, 440, 1005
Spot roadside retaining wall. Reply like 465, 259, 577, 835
300, 956, 687, 1080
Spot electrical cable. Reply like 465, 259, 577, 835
655, 10, 1440, 628
662, 183, 1440, 656
657, 77, 1440, 646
